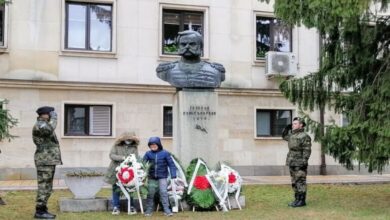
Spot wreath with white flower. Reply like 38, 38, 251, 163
206, 163, 243, 211
167, 155, 188, 212
115, 154, 149, 214
224, 165, 242, 194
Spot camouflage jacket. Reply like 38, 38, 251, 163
282, 128, 311, 167
32, 117, 62, 166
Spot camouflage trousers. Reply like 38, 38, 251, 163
35, 165, 56, 208
289, 166, 307, 194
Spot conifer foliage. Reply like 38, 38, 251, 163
0, 100, 18, 142
263, 0, 389, 172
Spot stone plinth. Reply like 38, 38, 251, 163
173, 90, 219, 167
59, 197, 108, 212
228, 195, 246, 209
107, 196, 245, 212
107, 198, 146, 212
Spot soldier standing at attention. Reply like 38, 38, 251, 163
282, 117, 312, 207
32, 106, 62, 219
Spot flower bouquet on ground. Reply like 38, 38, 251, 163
206, 163, 243, 211
167, 155, 188, 212
186, 158, 217, 211
115, 154, 149, 214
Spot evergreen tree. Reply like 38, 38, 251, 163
0, 100, 17, 205
262, 0, 389, 172
0, 100, 17, 143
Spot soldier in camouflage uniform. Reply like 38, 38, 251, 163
32, 106, 62, 219
282, 117, 311, 207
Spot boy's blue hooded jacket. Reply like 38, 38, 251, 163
143, 137, 177, 179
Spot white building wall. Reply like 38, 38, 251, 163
0, 0, 320, 87
2, 0, 373, 180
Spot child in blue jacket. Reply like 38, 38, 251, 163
143, 137, 177, 217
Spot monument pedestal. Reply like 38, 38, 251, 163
173, 90, 219, 167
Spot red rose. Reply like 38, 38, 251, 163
228, 172, 236, 184
118, 167, 135, 184
193, 176, 211, 190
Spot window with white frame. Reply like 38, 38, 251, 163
65, 1, 113, 51
64, 104, 112, 136
163, 105, 173, 137
162, 8, 204, 55
256, 16, 292, 59
256, 109, 292, 137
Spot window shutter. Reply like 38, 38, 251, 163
89, 106, 111, 135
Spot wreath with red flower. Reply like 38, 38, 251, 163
115, 154, 150, 199
117, 166, 135, 184
186, 158, 216, 209
228, 172, 237, 184
193, 176, 211, 190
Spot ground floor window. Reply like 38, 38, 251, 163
64, 104, 112, 136
163, 105, 173, 137
256, 109, 292, 137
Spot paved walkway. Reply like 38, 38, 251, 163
0, 174, 389, 191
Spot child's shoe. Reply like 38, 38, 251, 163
164, 212, 173, 217
112, 207, 120, 215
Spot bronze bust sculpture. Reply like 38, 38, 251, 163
156, 30, 225, 89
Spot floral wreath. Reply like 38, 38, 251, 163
226, 168, 242, 194
117, 166, 135, 184
186, 158, 216, 209
115, 154, 147, 189
115, 154, 149, 214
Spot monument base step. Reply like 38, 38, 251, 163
60, 195, 245, 213
107, 195, 245, 212
59, 197, 108, 212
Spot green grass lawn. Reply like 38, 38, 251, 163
0, 184, 389, 220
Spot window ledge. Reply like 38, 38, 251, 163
0, 47, 9, 53
160, 136, 173, 140
254, 137, 283, 140
62, 135, 115, 139
253, 59, 266, 67
60, 50, 117, 59
158, 54, 209, 62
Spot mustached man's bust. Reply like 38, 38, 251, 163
156, 30, 225, 89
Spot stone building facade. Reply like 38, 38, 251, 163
0, 0, 374, 180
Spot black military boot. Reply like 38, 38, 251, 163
292, 193, 306, 207
34, 206, 56, 219
0, 197, 6, 205
288, 192, 298, 206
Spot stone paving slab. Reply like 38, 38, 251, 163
0, 175, 389, 191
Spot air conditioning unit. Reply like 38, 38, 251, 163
265, 52, 297, 78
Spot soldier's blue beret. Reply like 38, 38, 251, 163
293, 117, 306, 127
36, 106, 54, 115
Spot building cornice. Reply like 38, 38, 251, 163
0, 79, 284, 97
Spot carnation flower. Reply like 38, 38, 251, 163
193, 175, 211, 190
